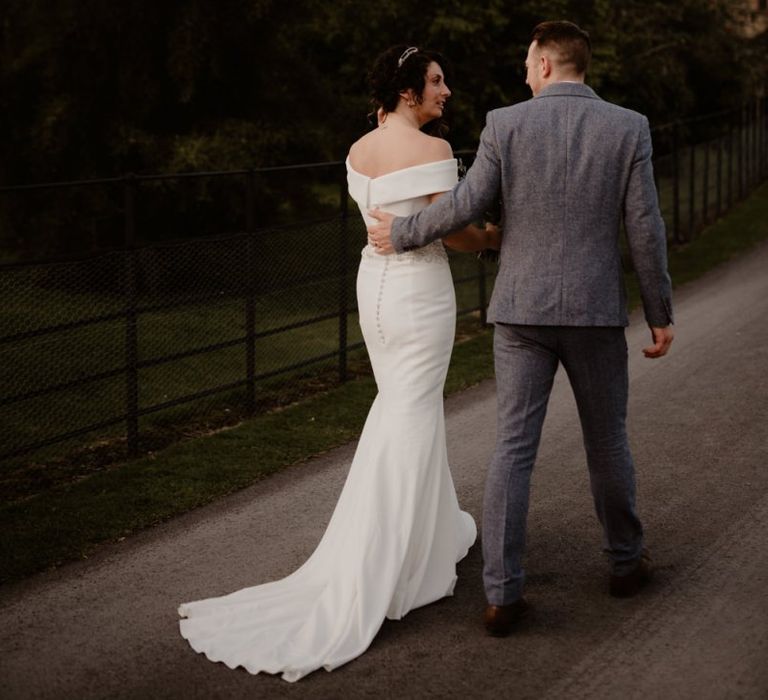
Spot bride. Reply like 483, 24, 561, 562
178, 45, 500, 682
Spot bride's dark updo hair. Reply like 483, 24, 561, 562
368, 44, 452, 136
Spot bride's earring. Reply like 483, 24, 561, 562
401, 91, 416, 108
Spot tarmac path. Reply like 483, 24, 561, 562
1, 239, 767, 699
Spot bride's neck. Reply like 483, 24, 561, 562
381, 107, 421, 130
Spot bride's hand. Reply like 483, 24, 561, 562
485, 222, 501, 250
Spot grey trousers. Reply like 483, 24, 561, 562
483, 323, 644, 605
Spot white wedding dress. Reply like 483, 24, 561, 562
178, 157, 476, 682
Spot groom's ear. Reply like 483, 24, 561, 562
540, 52, 552, 78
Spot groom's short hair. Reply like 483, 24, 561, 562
531, 21, 591, 75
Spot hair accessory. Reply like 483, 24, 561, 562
397, 47, 419, 68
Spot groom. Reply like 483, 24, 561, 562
368, 20, 674, 636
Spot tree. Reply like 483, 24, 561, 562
0, 0, 764, 255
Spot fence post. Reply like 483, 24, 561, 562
672, 122, 681, 244
123, 174, 140, 458
727, 114, 734, 209
702, 139, 710, 226
245, 170, 257, 414
749, 100, 754, 188
763, 96, 767, 179
753, 98, 759, 186
760, 96, 765, 180
716, 134, 723, 218
688, 141, 695, 241
745, 101, 752, 190
741, 104, 751, 190
747, 101, 752, 190
760, 97, 765, 180
738, 105, 745, 200
338, 176, 349, 383
763, 96, 768, 179
753, 98, 760, 187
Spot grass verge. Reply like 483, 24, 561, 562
2, 180, 767, 585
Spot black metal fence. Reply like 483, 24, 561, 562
651, 100, 768, 243
1, 98, 766, 465
0, 171, 493, 463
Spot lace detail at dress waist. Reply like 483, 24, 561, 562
361, 240, 448, 264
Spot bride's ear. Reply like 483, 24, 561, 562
399, 89, 417, 108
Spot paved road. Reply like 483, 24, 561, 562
2, 240, 767, 699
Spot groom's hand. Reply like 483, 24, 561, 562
643, 325, 674, 358
367, 209, 396, 255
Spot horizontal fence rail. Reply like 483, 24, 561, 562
0, 98, 766, 464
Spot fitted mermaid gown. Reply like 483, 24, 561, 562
177, 157, 476, 682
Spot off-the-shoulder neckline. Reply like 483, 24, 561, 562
345, 157, 456, 181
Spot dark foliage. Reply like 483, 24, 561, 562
0, 0, 765, 255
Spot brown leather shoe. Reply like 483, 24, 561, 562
609, 549, 653, 598
483, 598, 530, 637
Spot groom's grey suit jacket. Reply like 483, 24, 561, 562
391, 82, 673, 328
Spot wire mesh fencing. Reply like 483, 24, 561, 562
0, 212, 496, 463
1, 98, 766, 466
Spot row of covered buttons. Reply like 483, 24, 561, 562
375, 258, 390, 344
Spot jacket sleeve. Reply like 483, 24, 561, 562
390, 112, 502, 253
624, 116, 674, 326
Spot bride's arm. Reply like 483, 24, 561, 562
426, 191, 501, 252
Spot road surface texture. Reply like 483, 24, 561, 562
2, 240, 767, 699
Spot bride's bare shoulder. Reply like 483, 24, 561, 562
350, 131, 451, 158
420, 135, 454, 162
348, 130, 379, 155
347, 130, 454, 176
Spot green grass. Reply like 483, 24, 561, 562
1, 180, 767, 585
666, 180, 768, 284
